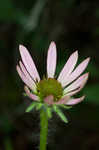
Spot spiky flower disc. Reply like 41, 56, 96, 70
36, 78, 63, 101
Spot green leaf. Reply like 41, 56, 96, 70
26, 102, 37, 112
53, 105, 68, 123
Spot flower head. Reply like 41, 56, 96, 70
17, 42, 90, 106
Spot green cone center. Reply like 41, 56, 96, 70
36, 78, 63, 101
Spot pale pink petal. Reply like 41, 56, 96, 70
63, 73, 89, 95
66, 96, 85, 105
44, 95, 54, 105
62, 57, 90, 87
19, 61, 36, 91
24, 86, 38, 101
66, 77, 88, 96
55, 96, 70, 104
47, 42, 57, 78
58, 51, 78, 83
16, 65, 34, 90
19, 45, 40, 82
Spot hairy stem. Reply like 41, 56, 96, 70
40, 107, 48, 150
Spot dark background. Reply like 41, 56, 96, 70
0, 0, 99, 149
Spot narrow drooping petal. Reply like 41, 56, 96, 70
62, 57, 90, 87
58, 51, 78, 83
63, 73, 89, 95
66, 77, 88, 96
66, 96, 85, 105
19, 61, 36, 91
47, 42, 57, 78
24, 86, 38, 101
19, 45, 40, 81
55, 96, 70, 104
44, 95, 54, 105
16, 65, 34, 90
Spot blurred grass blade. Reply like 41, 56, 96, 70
4, 137, 13, 150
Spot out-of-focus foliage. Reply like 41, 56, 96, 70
0, 0, 99, 150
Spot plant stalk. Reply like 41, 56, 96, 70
40, 107, 48, 150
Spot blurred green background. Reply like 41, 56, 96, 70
0, 0, 99, 149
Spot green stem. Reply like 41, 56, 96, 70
40, 107, 48, 150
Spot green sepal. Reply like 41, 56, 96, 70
23, 93, 27, 97
39, 104, 52, 119
59, 104, 72, 109
53, 105, 68, 123
25, 102, 37, 112
46, 107, 52, 119
36, 103, 43, 110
